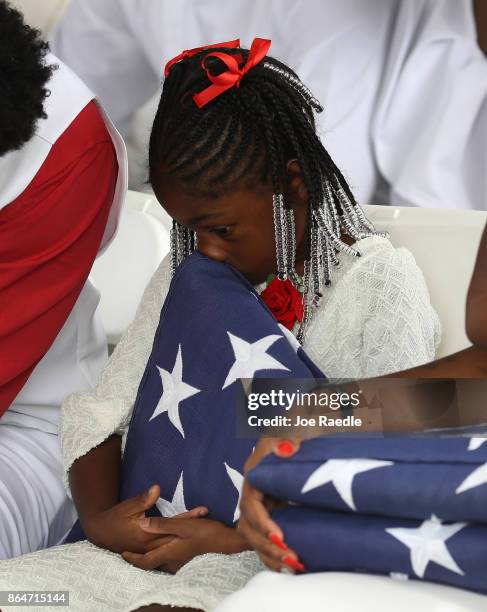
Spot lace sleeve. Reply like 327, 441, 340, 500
303, 237, 441, 379
59, 254, 172, 493
358, 243, 442, 377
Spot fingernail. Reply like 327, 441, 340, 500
276, 441, 295, 456
138, 517, 150, 527
268, 533, 288, 550
282, 556, 305, 572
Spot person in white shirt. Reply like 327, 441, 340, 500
51, 0, 487, 211
0, 1, 127, 559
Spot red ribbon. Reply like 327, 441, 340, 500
164, 39, 241, 78
193, 38, 271, 108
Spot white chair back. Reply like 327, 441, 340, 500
363, 205, 486, 359
92, 194, 486, 358
90, 191, 171, 346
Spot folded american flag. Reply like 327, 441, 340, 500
119, 252, 324, 526
249, 436, 487, 593
65, 252, 323, 543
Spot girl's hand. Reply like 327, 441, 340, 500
83, 484, 208, 554
123, 517, 249, 573
237, 437, 305, 573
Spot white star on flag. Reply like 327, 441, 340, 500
301, 458, 393, 511
222, 333, 289, 389
156, 472, 187, 517
150, 344, 201, 437
225, 462, 244, 522
455, 463, 487, 495
468, 438, 487, 451
386, 515, 466, 578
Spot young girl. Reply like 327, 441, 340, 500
0, 39, 440, 612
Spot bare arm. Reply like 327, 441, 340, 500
69, 434, 122, 528
356, 223, 487, 432
466, 222, 487, 348
474, 0, 487, 55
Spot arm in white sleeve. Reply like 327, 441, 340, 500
302, 237, 441, 379
373, 0, 487, 211
358, 242, 442, 377
60, 255, 172, 491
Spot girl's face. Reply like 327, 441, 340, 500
152, 173, 309, 285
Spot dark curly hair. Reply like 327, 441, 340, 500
0, 0, 55, 156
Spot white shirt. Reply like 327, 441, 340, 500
0, 55, 128, 432
51, 0, 487, 210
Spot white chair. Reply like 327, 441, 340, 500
90, 190, 171, 346
93, 194, 486, 356
362, 205, 486, 359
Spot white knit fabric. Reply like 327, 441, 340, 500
0, 237, 440, 611
0, 544, 264, 611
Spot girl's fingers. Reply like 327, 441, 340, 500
137, 516, 186, 536
123, 538, 184, 572
118, 484, 161, 516
122, 547, 167, 571
176, 506, 208, 519
145, 535, 177, 551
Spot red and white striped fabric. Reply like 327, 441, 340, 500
0, 54, 127, 418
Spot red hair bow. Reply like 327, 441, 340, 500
193, 38, 271, 108
164, 39, 241, 78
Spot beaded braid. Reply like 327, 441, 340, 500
149, 45, 384, 340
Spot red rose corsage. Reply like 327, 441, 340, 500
260, 276, 304, 330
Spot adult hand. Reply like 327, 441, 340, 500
238, 436, 304, 573
123, 517, 248, 573
84, 484, 208, 555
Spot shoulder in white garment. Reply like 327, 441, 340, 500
4, 53, 127, 423
303, 236, 441, 378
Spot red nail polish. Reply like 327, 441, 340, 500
268, 533, 288, 550
277, 440, 295, 456
283, 556, 305, 572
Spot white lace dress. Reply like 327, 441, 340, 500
0, 237, 441, 612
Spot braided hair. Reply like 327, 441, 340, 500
149, 45, 382, 341
0, 0, 54, 156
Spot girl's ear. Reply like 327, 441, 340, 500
286, 159, 309, 204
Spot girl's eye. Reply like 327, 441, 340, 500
209, 226, 232, 237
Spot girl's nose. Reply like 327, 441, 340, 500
196, 235, 227, 263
